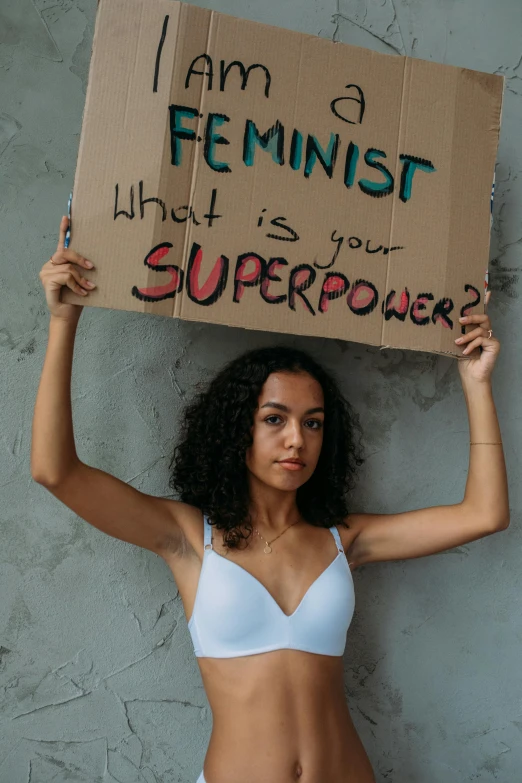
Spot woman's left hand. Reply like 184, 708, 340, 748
455, 291, 500, 384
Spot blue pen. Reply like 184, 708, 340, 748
64, 191, 72, 248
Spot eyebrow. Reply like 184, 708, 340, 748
260, 401, 325, 415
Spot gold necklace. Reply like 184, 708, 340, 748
253, 520, 300, 554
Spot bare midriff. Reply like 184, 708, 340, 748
197, 649, 376, 783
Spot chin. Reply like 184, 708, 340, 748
247, 463, 315, 492
269, 471, 312, 492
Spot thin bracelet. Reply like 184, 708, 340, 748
470, 442, 502, 445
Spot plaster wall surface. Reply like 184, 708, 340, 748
0, 1, 520, 781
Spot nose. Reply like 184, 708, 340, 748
284, 418, 304, 451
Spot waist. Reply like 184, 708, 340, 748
197, 651, 375, 783
205, 708, 375, 783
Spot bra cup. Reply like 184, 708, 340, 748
194, 553, 289, 656
288, 558, 355, 655
189, 549, 355, 659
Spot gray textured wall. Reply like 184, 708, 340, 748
1, 0, 520, 781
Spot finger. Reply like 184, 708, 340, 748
57, 215, 68, 251
65, 277, 89, 296
461, 336, 484, 355
50, 271, 88, 297
55, 266, 96, 295
67, 266, 96, 292
61, 249, 94, 269
48, 253, 69, 266
459, 313, 491, 330
62, 271, 93, 297
461, 334, 498, 355
48, 249, 94, 270
455, 326, 488, 345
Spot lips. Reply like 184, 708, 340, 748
278, 459, 306, 470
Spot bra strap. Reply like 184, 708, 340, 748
203, 515, 213, 551
329, 525, 344, 553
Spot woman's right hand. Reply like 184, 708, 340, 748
39, 215, 96, 323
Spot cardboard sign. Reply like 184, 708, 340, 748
64, 0, 504, 355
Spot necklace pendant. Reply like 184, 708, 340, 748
264, 544, 272, 554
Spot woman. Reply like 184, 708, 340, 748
32, 216, 509, 783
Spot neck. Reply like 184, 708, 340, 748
247, 473, 301, 533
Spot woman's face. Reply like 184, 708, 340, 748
245, 371, 325, 492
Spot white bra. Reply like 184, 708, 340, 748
188, 515, 355, 658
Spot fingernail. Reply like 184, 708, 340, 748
85, 260, 94, 268
455, 338, 462, 343
85, 281, 96, 288
459, 317, 466, 322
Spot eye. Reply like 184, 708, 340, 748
264, 415, 283, 425
305, 419, 323, 430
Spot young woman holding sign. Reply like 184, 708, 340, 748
32, 215, 509, 783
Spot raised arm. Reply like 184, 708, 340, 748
31, 217, 190, 558
346, 296, 509, 569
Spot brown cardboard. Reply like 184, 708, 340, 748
63, 0, 504, 356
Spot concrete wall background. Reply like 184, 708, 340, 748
0, 0, 520, 780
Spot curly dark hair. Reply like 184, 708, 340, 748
169, 346, 364, 549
